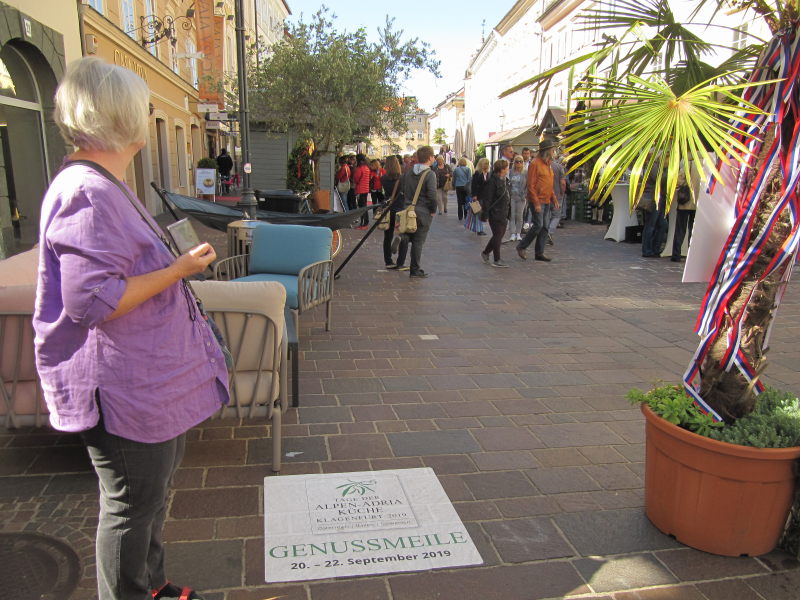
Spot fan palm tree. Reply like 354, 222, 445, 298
502, 0, 800, 423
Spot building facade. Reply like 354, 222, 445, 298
0, 1, 81, 258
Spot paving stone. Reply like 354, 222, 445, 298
328, 434, 392, 460
388, 561, 587, 600
393, 404, 448, 419
336, 392, 382, 406
298, 406, 354, 424
613, 586, 706, 600
573, 554, 677, 593
555, 508, 681, 556
27, 445, 92, 474
530, 423, 626, 448
756, 549, 800, 572
406, 419, 438, 431
533, 448, 592, 467
424, 374, 477, 390
171, 487, 259, 519
248, 436, 328, 465
471, 451, 536, 471
435, 417, 482, 429
437, 474, 474, 501
387, 430, 480, 456
0, 474, 50, 498
164, 518, 215, 542
469, 373, 526, 388
351, 405, 397, 421
322, 377, 383, 394
578, 445, 627, 464
442, 400, 500, 418
654, 548, 767, 581
454, 500, 502, 521
369, 457, 424, 471
527, 467, 601, 494
321, 459, 371, 473
694, 579, 764, 600
173, 467, 204, 489
421, 454, 478, 474
340, 422, 375, 434
491, 397, 550, 415
472, 427, 544, 451
183, 439, 248, 467
494, 496, 559, 518
42, 473, 97, 495
380, 376, 433, 392
483, 517, 575, 562
310, 578, 390, 600
380, 391, 423, 404
228, 586, 308, 600
462, 471, 539, 500
215, 515, 263, 539
164, 540, 242, 590
583, 463, 642, 490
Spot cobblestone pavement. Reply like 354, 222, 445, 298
3, 195, 800, 599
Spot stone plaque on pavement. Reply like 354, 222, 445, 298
264, 468, 483, 582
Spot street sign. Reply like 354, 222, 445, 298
197, 103, 218, 113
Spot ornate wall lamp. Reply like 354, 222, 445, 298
130, 4, 196, 48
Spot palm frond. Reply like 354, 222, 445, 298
562, 74, 772, 211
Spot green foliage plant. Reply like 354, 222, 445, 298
628, 385, 800, 448
197, 157, 217, 169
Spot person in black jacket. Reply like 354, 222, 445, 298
399, 146, 437, 278
381, 155, 406, 268
479, 160, 512, 267
467, 158, 490, 236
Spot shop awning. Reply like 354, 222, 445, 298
483, 124, 539, 148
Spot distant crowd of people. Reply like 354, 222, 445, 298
333, 141, 697, 275
333, 141, 571, 275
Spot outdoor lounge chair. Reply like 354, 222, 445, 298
213, 221, 333, 332
0, 248, 46, 428
189, 280, 288, 472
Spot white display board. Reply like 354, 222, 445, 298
683, 162, 738, 283
263, 468, 482, 582
195, 168, 216, 195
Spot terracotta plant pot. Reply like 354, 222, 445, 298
642, 403, 800, 556
312, 189, 330, 213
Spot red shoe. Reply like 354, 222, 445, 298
152, 582, 205, 600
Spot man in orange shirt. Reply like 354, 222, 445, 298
517, 139, 559, 261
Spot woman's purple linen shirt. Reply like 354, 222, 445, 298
33, 164, 229, 443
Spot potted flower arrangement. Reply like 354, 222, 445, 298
503, 0, 800, 556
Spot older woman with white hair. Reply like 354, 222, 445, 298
33, 57, 227, 600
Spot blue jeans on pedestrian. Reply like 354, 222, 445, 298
517, 203, 551, 257
82, 412, 186, 600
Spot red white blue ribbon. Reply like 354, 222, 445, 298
684, 27, 800, 421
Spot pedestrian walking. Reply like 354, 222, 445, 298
353, 154, 371, 228
517, 139, 559, 261
480, 159, 512, 267
452, 157, 472, 221
508, 155, 527, 241
466, 158, 490, 237
399, 145, 437, 278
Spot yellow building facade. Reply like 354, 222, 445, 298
82, 0, 206, 214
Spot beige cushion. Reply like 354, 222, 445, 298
0, 247, 39, 312
189, 280, 286, 409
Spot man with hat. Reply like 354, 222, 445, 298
517, 139, 559, 261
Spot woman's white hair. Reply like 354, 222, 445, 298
55, 57, 149, 152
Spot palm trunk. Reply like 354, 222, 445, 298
698, 127, 793, 421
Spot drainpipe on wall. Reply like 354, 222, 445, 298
77, 0, 87, 56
